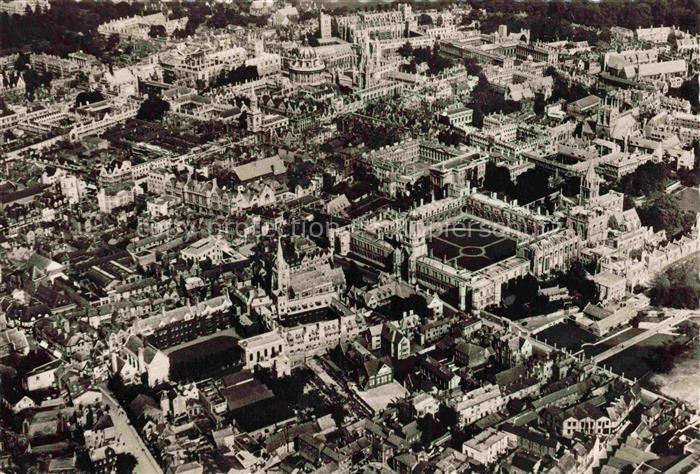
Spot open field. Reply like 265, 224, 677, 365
537, 320, 599, 351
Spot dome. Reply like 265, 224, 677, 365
297, 44, 317, 60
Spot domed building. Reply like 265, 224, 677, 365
287, 43, 326, 86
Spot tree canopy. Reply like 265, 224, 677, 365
619, 162, 670, 197
470, 74, 520, 127
637, 194, 695, 238
0, 0, 143, 58
467, 0, 700, 40
136, 96, 170, 122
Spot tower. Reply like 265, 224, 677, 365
403, 211, 428, 284
272, 237, 290, 293
246, 89, 262, 133
597, 97, 621, 137
580, 164, 601, 205
319, 10, 331, 39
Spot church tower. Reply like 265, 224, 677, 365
272, 237, 290, 294
246, 89, 263, 133
403, 211, 428, 283
597, 97, 621, 137
580, 164, 601, 205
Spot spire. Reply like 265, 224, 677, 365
249, 88, 258, 110
276, 235, 286, 267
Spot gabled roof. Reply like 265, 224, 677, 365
232, 156, 286, 183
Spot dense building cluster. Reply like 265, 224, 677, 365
1, 1, 699, 473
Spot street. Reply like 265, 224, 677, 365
99, 386, 163, 474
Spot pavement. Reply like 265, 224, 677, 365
99, 385, 163, 474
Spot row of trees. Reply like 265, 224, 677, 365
0, 0, 144, 58
468, 0, 700, 41
206, 4, 268, 29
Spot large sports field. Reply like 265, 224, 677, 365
427, 219, 517, 272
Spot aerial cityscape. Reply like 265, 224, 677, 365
0, 0, 699, 473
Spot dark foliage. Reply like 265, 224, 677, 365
148, 24, 166, 38
404, 45, 454, 76
558, 260, 599, 308
619, 162, 670, 197
668, 75, 700, 112
136, 96, 170, 122
207, 4, 268, 29
643, 341, 690, 373
0, 0, 142, 58
482, 162, 513, 195
462, 57, 482, 76
468, 0, 700, 40
547, 67, 590, 103
75, 90, 104, 107
637, 194, 695, 238
470, 74, 520, 127
649, 260, 700, 309
116, 453, 137, 474
286, 160, 315, 190
211, 64, 259, 89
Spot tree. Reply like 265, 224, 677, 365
437, 129, 462, 147
649, 259, 700, 309
470, 74, 520, 127
482, 162, 514, 194
148, 24, 166, 38
560, 260, 598, 307
436, 404, 458, 429
417, 414, 438, 447
513, 167, 550, 204
398, 41, 413, 59
548, 67, 589, 103
670, 75, 699, 111
116, 453, 137, 474
287, 160, 315, 190
404, 45, 454, 76
463, 57, 482, 76
212, 64, 259, 89
638, 194, 695, 238
136, 96, 170, 121
343, 260, 365, 290
330, 403, 348, 427
619, 162, 670, 197
644, 341, 689, 374
14, 51, 30, 71
533, 93, 546, 116
677, 165, 700, 187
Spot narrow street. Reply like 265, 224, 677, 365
99, 386, 163, 474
